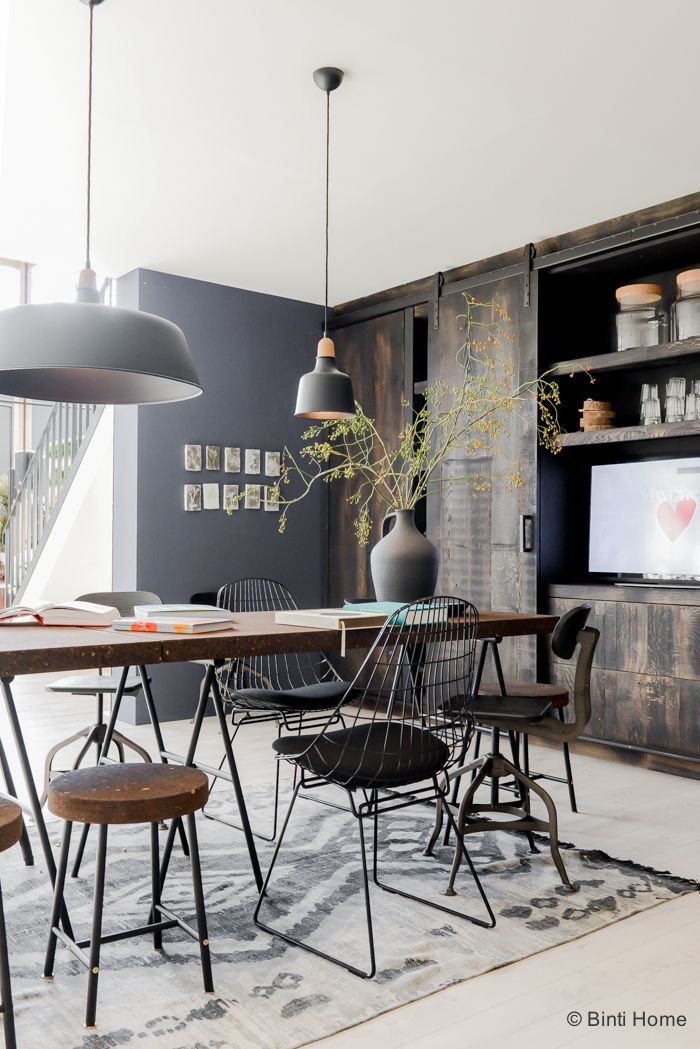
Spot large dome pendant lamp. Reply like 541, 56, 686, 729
0, 0, 202, 405
294, 67, 355, 420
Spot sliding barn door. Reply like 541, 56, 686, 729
427, 271, 538, 677
326, 311, 406, 605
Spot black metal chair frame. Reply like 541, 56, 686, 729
44, 812, 212, 1030
254, 597, 496, 979
460, 638, 579, 812
427, 607, 599, 895
202, 578, 347, 843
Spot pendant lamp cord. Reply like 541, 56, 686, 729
85, 0, 95, 270
325, 90, 331, 337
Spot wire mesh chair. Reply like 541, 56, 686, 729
202, 578, 350, 841
254, 596, 496, 979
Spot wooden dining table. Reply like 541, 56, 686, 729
0, 608, 558, 917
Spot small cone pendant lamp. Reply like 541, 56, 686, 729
295, 67, 355, 420
0, 0, 202, 405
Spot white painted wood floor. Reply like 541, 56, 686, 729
2, 673, 699, 1049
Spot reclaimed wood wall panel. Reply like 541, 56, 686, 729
428, 272, 537, 677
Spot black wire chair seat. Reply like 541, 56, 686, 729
274, 722, 450, 790
255, 596, 496, 979
229, 679, 352, 715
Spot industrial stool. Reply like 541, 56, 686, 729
0, 800, 22, 1049
44, 764, 213, 1030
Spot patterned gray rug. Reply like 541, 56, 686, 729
1, 786, 694, 1049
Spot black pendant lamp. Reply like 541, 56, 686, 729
0, 0, 202, 405
294, 67, 355, 420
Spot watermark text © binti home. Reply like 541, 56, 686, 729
566, 1010, 687, 1028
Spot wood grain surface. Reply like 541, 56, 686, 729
0, 610, 557, 677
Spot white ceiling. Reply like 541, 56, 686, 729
1, 0, 699, 307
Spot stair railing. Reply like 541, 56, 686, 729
5, 402, 104, 604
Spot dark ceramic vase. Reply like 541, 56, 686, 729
370, 509, 439, 603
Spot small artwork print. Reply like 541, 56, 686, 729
203, 483, 220, 510
184, 484, 201, 511
245, 449, 261, 475
223, 484, 239, 511
265, 451, 281, 477
206, 445, 221, 471
264, 485, 280, 512
224, 447, 241, 473
185, 445, 202, 471
244, 483, 261, 510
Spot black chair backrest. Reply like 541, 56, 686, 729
297, 597, 479, 788
78, 591, 161, 619
551, 604, 592, 660
215, 578, 338, 695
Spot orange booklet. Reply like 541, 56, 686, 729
113, 617, 233, 634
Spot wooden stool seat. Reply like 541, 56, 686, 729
0, 800, 23, 854
478, 680, 569, 709
48, 764, 209, 825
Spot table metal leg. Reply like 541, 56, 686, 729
0, 677, 73, 936
0, 735, 33, 866
210, 671, 263, 890
157, 663, 264, 893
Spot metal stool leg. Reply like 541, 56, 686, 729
0, 879, 16, 1049
150, 823, 163, 952
185, 814, 213, 993
71, 822, 92, 879
43, 822, 73, 979
85, 824, 108, 1030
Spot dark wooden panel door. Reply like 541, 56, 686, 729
327, 311, 406, 605
427, 271, 538, 677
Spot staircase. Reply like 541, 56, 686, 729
5, 402, 104, 604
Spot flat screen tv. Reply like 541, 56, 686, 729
589, 457, 700, 579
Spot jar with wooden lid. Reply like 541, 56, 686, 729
673, 269, 700, 340
615, 284, 666, 351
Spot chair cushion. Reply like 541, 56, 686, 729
273, 722, 450, 789
478, 680, 569, 709
48, 673, 143, 695
228, 679, 351, 713
471, 694, 553, 725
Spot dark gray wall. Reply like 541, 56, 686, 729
114, 268, 325, 721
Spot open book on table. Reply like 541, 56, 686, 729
0, 601, 120, 627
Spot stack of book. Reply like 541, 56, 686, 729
113, 604, 235, 634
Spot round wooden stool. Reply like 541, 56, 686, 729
44, 764, 212, 1030
0, 799, 24, 1049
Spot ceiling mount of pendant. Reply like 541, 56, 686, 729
312, 67, 344, 93
79, 0, 106, 5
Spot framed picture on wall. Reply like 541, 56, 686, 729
264, 485, 280, 511
203, 483, 220, 510
245, 449, 261, 474
206, 445, 221, 471
244, 483, 261, 509
224, 447, 241, 473
265, 451, 281, 477
185, 445, 202, 471
184, 484, 201, 511
223, 484, 239, 511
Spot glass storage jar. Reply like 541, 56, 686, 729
614, 283, 666, 351
673, 269, 700, 340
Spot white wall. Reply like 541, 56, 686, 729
23, 407, 114, 605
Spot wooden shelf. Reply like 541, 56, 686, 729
550, 336, 700, 377
558, 419, 700, 447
